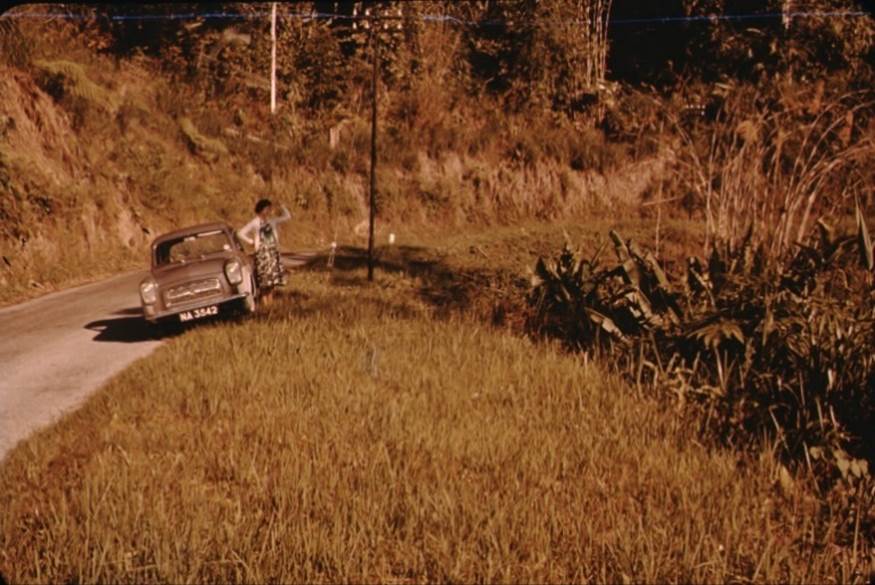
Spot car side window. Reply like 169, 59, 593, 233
154, 244, 170, 266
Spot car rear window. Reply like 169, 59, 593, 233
154, 230, 232, 266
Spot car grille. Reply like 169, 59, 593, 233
164, 278, 222, 307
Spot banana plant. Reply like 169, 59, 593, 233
530, 218, 875, 477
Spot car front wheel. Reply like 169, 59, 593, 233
243, 275, 258, 314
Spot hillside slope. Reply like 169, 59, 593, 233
0, 45, 667, 305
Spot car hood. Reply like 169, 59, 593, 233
151, 255, 232, 284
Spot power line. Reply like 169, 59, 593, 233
611, 10, 869, 26
0, 8, 871, 26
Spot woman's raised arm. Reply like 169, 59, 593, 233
273, 205, 292, 225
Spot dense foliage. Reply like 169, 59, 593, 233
529, 211, 875, 482
8, 1, 869, 114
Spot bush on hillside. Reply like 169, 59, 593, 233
33, 59, 115, 130
179, 117, 229, 162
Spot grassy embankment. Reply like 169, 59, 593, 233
1, 223, 869, 583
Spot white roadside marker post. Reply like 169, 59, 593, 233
328, 241, 337, 268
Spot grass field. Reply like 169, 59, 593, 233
1, 227, 871, 582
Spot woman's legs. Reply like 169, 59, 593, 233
255, 243, 282, 310
273, 248, 287, 287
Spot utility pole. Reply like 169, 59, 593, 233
367, 24, 379, 282
269, 2, 278, 199
270, 2, 277, 115
355, 2, 402, 282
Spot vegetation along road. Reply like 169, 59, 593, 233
2, 1, 874, 581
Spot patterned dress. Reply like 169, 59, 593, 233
255, 222, 285, 290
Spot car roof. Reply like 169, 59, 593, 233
151, 222, 234, 248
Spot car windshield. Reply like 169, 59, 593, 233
155, 230, 232, 266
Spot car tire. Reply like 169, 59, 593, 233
243, 275, 258, 314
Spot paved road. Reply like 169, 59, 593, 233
0, 251, 322, 463
0, 271, 160, 461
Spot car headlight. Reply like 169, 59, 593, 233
224, 259, 243, 285
139, 278, 158, 305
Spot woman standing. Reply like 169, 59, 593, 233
237, 198, 291, 306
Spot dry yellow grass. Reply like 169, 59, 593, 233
0, 264, 869, 583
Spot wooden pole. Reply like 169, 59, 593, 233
367, 25, 379, 282
270, 2, 277, 115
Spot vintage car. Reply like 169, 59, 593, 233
139, 222, 257, 324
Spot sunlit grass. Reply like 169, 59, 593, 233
0, 266, 867, 583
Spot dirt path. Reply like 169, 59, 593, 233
0, 252, 320, 462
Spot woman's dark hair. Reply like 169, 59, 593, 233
255, 198, 272, 214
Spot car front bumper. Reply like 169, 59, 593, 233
142, 293, 249, 323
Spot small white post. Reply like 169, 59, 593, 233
270, 2, 277, 115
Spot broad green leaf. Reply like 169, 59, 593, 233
609, 230, 630, 262
585, 308, 626, 342
856, 202, 873, 271
644, 251, 670, 288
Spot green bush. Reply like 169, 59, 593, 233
529, 211, 875, 480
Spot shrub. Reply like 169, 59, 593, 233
33, 59, 115, 130
671, 85, 875, 257
178, 117, 228, 162
529, 209, 875, 480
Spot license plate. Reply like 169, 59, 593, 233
179, 305, 219, 322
